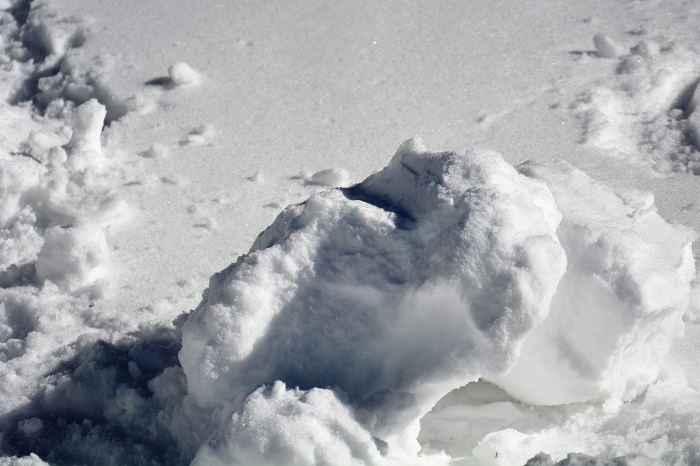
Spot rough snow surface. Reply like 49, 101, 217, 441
576, 37, 700, 174
191, 382, 386, 466
1, 0, 700, 465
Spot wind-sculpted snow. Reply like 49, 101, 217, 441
180, 138, 568, 459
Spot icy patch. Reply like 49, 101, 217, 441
492, 160, 696, 405
180, 138, 567, 456
575, 36, 700, 174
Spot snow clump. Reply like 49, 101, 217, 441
191, 381, 385, 466
168, 62, 201, 87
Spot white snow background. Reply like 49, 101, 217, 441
1, 0, 700, 465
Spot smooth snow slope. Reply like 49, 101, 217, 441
1, 0, 700, 465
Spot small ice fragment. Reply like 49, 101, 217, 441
305, 168, 349, 186
168, 62, 201, 87
593, 33, 625, 58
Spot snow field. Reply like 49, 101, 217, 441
1, 0, 700, 465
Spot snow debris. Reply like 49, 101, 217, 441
182, 124, 214, 145
304, 167, 350, 186
35, 222, 109, 292
168, 62, 201, 87
593, 33, 626, 59
66, 99, 105, 154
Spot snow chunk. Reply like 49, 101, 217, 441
191, 381, 384, 466
180, 138, 566, 452
65, 99, 106, 155
168, 62, 201, 87
492, 161, 697, 405
0, 157, 43, 229
35, 222, 109, 292
593, 33, 625, 59
305, 167, 350, 186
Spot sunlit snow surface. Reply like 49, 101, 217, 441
1, 1, 700, 465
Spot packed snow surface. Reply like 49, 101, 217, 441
2, 0, 700, 465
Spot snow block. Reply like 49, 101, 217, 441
493, 161, 697, 405
35, 222, 109, 292
180, 138, 566, 453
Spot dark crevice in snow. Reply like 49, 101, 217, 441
342, 185, 417, 228
8, 0, 31, 27
0, 263, 36, 289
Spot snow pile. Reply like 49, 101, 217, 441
180, 138, 567, 459
178, 139, 694, 464
576, 35, 700, 174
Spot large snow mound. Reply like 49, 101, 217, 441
179, 138, 695, 463
180, 137, 567, 455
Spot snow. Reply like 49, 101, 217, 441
495, 160, 696, 405
1, 0, 700, 465
180, 138, 566, 458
